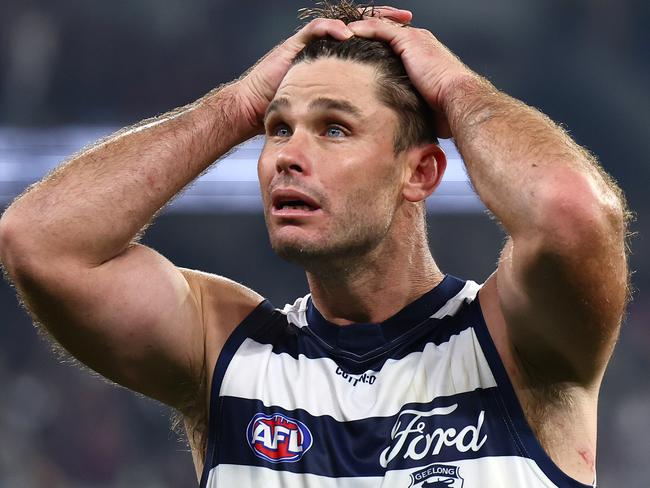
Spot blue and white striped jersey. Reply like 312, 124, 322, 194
199, 275, 594, 488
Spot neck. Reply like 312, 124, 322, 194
306, 212, 444, 326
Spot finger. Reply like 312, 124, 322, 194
347, 18, 405, 45
366, 16, 408, 28
358, 5, 411, 15
375, 8, 413, 24
359, 6, 413, 24
295, 18, 354, 44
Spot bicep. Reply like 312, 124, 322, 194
496, 220, 628, 385
13, 243, 208, 408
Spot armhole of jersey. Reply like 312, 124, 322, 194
472, 295, 595, 488
199, 299, 277, 488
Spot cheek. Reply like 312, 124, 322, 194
257, 155, 274, 200
343, 160, 400, 201
334, 175, 394, 221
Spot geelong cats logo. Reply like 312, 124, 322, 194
246, 413, 313, 463
409, 464, 464, 488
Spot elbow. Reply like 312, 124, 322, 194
534, 171, 627, 253
0, 209, 23, 276
0, 208, 38, 278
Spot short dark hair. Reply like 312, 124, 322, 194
295, 1, 438, 153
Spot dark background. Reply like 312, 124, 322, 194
0, 0, 648, 486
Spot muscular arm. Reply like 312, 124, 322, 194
4, 85, 252, 270
443, 78, 629, 385
349, 18, 629, 386
0, 84, 261, 408
0, 18, 358, 411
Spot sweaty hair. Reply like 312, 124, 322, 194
295, 1, 439, 153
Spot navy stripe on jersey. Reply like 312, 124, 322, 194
305, 274, 467, 355
217, 388, 522, 478
248, 312, 476, 375
246, 279, 476, 375
470, 296, 592, 488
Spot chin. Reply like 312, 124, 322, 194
271, 237, 325, 264
267, 215, 392, 269
270, 232, 383, 271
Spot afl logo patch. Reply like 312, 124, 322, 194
246, 413, 313, 463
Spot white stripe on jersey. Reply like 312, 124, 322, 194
206, 456, 562, 488
280, 295, 310, 328
431, 280, 482, 319
219, 327, 496, 422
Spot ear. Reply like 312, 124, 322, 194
401, 144, 447, 203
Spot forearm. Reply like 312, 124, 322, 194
443, 76, 625, 238
1, 82, 254, 267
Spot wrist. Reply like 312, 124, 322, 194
440, 75, 498, 130
197, 82, 262, 148
440, 74, 492, 110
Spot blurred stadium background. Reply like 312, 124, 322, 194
0, 0, 648, 486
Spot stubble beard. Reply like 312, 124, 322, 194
268, 206, 395, 277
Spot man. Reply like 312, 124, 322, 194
0, 2, 629, 487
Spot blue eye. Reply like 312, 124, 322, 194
326, 126, 346, 138
273, 125, 291, 137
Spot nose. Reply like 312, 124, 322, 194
275, 131, 311, 175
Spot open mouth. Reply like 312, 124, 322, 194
274, 199, 318, 212
271, 189, 322, 214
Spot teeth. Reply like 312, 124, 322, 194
278, 199, 314, 211
282, 204, 311, 211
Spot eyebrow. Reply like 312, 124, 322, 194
308, 97, 363, 118
264, 96, 363, 122
264, 97, 290, 121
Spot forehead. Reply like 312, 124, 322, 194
273, 58, 382, 113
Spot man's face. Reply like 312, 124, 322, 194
258, 57, 406, 267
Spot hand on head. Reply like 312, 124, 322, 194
235, 17, 353, 133
347, 9, 479, 138
236, 3, 477, 139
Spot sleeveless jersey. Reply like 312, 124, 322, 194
199, 275, 594, 488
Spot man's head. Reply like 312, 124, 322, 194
295, 2, 439, 153
257, 2, 446, 271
